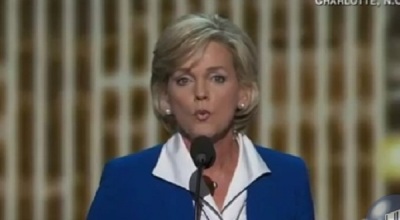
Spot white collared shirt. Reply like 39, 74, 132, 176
152, 133, 271, 220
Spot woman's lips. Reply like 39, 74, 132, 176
194, 110, 210, 121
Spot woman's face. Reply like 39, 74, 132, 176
163, 41, 249, 140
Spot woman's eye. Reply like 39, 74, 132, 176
212, 75, 226, 83
176, 77, 190, 86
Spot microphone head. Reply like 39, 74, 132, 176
190, 136, 216, 169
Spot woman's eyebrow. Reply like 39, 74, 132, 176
206, 66, 226, 72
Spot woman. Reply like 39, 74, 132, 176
87, 13, 315, 220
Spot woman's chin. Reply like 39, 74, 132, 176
182, 126, 216, 139
189, 131, 215, 139
186, 126, 231, 142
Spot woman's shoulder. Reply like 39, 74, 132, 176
103, 144, 164, 175
254, 145, 309, 174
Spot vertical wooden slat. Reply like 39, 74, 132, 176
372, 4, 387, 201
287, 0, 301, 155
89, 0, 104, 198
231, 0, 243, 28
33, 0, 48, 219
4, 0, 19, 219
61, 0, 76, 219
343, 6, 358, 220
146, 0, 160, 147
202, 0, 217, 14
258, 0, 273, 147
175, 0, 188, 17
315, 4, 330, 220
118, 0, 132, 156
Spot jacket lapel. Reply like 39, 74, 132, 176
161, 182, 195, 220
247, 174, 274, 219
247, 173, 288, 219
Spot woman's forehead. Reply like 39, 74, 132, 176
177, 42, 233, 69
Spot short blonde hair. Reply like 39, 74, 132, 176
151, 13, 260, 133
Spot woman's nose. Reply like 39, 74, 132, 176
194, 81, 209, 101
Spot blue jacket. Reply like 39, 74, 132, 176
87, 144, 315, 220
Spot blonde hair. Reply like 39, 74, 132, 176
151, 13, 260, 133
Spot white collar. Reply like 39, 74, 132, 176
152, 132, 271, 193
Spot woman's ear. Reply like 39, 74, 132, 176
159, 92, 171, 115
238, 85, 252, 107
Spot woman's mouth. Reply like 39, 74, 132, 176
194, 110, 210, 121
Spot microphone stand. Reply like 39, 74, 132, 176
194, 166, 204, 220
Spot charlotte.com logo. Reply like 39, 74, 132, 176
366, 194, 400, 220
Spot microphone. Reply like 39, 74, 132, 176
190, 136, 215, 220
190, 136, 216, 169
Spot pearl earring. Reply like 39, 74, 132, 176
165, 109, 171, 115
239, 103, 245, 109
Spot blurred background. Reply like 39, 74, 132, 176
0, 0, 399, 220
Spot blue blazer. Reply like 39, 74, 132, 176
87, 144, 315, 220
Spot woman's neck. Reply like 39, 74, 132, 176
183, 130, 239, 173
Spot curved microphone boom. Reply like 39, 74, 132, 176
190, 136, 215, 220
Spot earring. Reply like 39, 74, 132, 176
165, 109, 171, 115
238, 103, 245, 109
